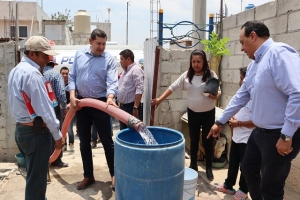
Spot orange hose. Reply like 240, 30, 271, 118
49, 98, 132, 163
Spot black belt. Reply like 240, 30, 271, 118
256, 127, 281, 133
77, 95, 106, 102
119, 102, 134, 107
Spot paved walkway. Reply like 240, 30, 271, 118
0, 128, 299, 200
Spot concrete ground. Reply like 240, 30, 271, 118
0, 127, 299, 200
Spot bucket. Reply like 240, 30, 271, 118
115, 126, 185, 200
182, 167, 198, 200
15, 152, 26, 168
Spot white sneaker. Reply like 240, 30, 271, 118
69, 143, 74, 151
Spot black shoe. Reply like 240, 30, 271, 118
206, 168, 214, 181
51, 161, 68, 168
189, 164, 198, 172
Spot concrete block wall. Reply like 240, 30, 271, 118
72, 33, 90, 45
221, 0, 300, 193
0, 42, 18, 161
42, 20, 69, 45
153, 48, 191, 131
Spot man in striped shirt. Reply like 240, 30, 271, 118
43, 59, 68, 167
118, 49, 144, 130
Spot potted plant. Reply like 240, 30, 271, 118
200, 31, 230, 78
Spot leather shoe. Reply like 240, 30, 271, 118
206, 168, 214, 181
51, 161, 68, 168
76, 177, 95, 190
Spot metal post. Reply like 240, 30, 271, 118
158, 9, 163, 46
208, 13, 214, 39
126, 2, 129, 45
15, 2, 19, 65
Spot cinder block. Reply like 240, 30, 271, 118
228, 55, 243, 69
171, 50, 192, 60
167, 90, 183, 100
227, 41, 236, 56
237, 9, 255, 27
273, 32, 300, 51
223, 15, 237, 30
255, 2, 277, 21
264, 15, 288, 35
168, 99, 187, 112
180, 60, 189, 72
220, 69, 235, 83
161, 73, 170, 87
220, 94, 234, 108
161, 61, 181, 73
220, 55, 229, 69
170, 74, 182, 84
228, 27, 241, 42
288, 11, 300, 31
221, 83, 240, 96
161, 49, 170, 61
278, 0, 300, 15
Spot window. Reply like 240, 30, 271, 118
10, 26, 28, 37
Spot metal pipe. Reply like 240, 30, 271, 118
126, 2, 129, 45
9, 2, 11, 38
15, 2, 19, 65
158, 9, 163, 46
209, 13, 214, 39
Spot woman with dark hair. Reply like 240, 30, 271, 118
151, 49, 221, 181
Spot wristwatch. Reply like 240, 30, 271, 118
214, 121, 223, 128
280, 134, 292, 141
133, 106, 138, 110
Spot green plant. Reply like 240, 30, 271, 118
200, 31, 230, 56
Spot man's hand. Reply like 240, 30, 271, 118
207, 124, 222, 139
228, 116, 238, 128
55, 137, 65, 150
106, 97, 118, 108
133, 109, 139, 118
70, 96, 81, 110
276, 138, 293, 156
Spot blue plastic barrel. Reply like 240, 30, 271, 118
115, 126, 185, 200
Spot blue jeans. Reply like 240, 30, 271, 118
67, 116, 75, 144
15, 124, 52, 200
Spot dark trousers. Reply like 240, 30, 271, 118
15, 124, 51, 200
224, 141, 248, 193
76, 98, 114, 177
187, 107, 215, 169
51, 105, 62, 164
242, 128, 300, 200
119, 102, 143, 130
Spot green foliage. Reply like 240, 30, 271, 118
51, 9, 72, 22
200, 31, 230, 57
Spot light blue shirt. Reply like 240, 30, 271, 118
67, 47, 118, 98
8, 56, 62, 140
218, 38, 300, 137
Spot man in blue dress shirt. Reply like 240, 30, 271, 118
67, 29, 118, 190
8, 36, 65, 200
208, 21, 300, 200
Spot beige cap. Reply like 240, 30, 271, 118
25, 36, 59, 56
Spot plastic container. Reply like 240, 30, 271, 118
182, 167, 198, 200
115, 126, 185, 200
15, 152, 26, 168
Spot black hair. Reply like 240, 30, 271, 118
241, 21, 270, 38
60, 66, 69, 73
90, 29, 107, 40
187, 49, 211, 83
239, 67, 247, 77
119, 49, 134, 63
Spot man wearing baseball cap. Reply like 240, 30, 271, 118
8, 36, 65, 200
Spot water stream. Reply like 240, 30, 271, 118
137, 123, 158, 145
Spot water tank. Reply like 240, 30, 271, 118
245, 4, 255, 10
74, 10, 91, 33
